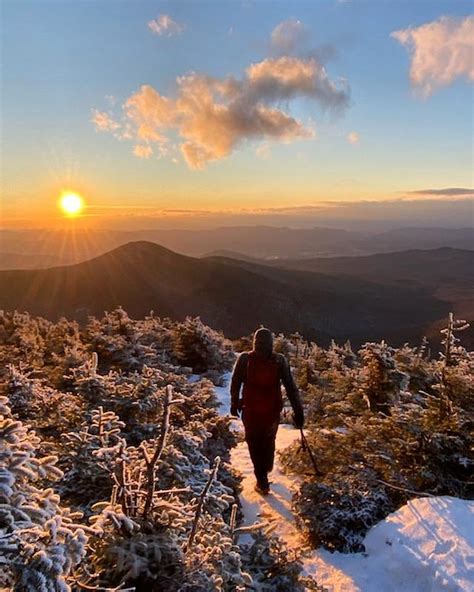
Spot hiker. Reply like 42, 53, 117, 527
230, 328, 304, 495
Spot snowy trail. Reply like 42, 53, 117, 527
215, 373, 300, 544
230, 421, 302, 545
214, 373, 303, 546
213, 373, 474, 592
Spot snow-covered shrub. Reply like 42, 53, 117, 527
358, 342, 409, 413
78, 400, 251, 590
60, 406, 126, 508
292, 469, 392, 552
281, 316, 473, 552
84, 308, 157, 372
171, 316, 234, 373
0, 396, 87, 591
282, 386, 473, 551
3, 364, 84, 437
0, 311, 48, 369
240, 531, 303, 590
435, 314, 473, 415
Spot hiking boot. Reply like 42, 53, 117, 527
255, 481, 270, 495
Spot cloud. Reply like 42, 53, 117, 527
147, 14, 184, 37
270, 19, 338, 64
94, 55, 349, 169
392, 15, 474, 96
91, 109, 120, 132
255, 142, 271, 160
270, 19, 307, 53
245, 56, 349, 111
405, 187, 474, 197
347, 131, 359, 144
133, 145, 153, 159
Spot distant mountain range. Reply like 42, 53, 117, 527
217, 247, 473, 289
0, 226, 472, 269
0, 252, 68, 270
1, 241, 472, 347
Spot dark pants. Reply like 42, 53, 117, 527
243, 416, 279, 485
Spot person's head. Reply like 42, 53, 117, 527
253, 327, 273, 357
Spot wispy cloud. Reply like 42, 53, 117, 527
392, 15, 474, 96
255, 142, 272, 160
405, 187, 474, 197
347, 131, 359, 144
91, 109, 120, 132
147, 14, 184, 37
270, 19, 308, 53
133, 145, 153, 159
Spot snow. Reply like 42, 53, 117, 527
214, 372, 233, 417
307, 496, 474, 592
231, 422, 302, 546
214, 372, 474, 592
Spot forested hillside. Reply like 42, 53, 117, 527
1, 308, 472, 590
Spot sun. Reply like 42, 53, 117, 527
59, 191, 84, 217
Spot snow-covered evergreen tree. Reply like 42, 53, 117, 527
0, 396, 87, 591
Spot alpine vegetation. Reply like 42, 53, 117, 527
0, 308, 472, 590
0, 309, 311, 590
277, 318, 473, 552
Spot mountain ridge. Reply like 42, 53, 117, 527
0, 240, 459, 347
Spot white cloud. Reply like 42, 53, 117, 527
347, 131, 359, 144
392, 15, 474, 96
147, 14, 184, 37
270, 19, 307, 53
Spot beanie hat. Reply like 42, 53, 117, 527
253, 327, 273, 357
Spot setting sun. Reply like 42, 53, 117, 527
59, 191, 84, 217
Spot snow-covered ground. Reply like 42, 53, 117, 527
213, 372, 474, 592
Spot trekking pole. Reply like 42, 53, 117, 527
299, 428, 323, 477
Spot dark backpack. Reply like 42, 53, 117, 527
242, 352, 282, 420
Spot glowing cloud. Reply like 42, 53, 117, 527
147, 15, 184, 37
93, 55, 349, 169
392, 15, 474, 96
91, 109, 120, 132
133, 145, 153, 159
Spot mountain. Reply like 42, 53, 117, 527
212, 247, 474, 347
202, 250, 262, 262
1, 226, 472, 268
0, 252, 68, 270
0, 241, 451, 346
264, 247, 474, 288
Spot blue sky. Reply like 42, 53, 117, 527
1, 0, 473, 227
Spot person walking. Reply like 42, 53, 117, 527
230, 327, 304, 495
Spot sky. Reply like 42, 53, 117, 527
1, 0, 473, 229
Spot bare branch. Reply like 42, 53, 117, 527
142, 385, 173, 519
186, 456, 221, 552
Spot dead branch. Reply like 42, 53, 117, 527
142, 385, 173, 519
185, 456, 221, 552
